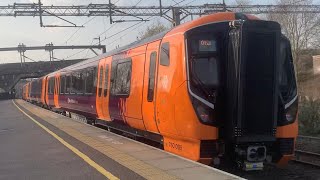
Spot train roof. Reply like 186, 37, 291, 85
46, 12, 259, 77
167, 12, 258, 35
45, 29, 170, 77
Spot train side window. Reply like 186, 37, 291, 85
82, 71, 86, 93
72, 74, 76, 94
72, 73, 76, 94
72, 72, 83, 94
66, 75, 71, 94
78, 72, 84, 94
147, 52, 157, 102
98, 66, 104, 97
60, 76, 65, 94
160, 42, 170, 66
110, 58, 132, 97
85, 69, 94, 94
49, 77, 55, 95
38, 79, 42, 96
70, 73, 75, 94
63, 76, 66, 94
113, 59, 132, 96
93, 67, 98, 91
104, 65, 109, 97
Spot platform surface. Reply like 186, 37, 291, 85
0, 99, 242, 180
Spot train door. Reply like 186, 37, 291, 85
54, 73, 60, 108
101, 57, 111, 121
96, 58, 107, 119
142, 41, 160, 133
155, 39, 179, 135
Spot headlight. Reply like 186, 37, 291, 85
192, 97, 217, 126
196, 105, 210, 123
279, 97, 298, 126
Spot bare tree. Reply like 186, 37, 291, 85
267, 0, 320, 76
138, 21, 168, 40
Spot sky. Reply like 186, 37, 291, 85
0, 0, 318, 64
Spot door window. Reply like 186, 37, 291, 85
98, 66, 104, 97
147, 52, 157, 102
111, 59, 132, 97
160, 42, 170, 66
104, 65, 109, 97
85, 68, 95, 94
60, 76, 65, 94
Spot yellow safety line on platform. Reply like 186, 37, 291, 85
12, 100, 119, 180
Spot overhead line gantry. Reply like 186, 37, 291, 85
0, 43, 106, 66
1, 1, 320, 27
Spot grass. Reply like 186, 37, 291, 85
298, 97, 320, 136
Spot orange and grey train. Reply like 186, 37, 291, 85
23, 12, 298, 170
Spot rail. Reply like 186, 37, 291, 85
294, 150, 320, 167
296, 135, 320, 154
297, 135, 320, 141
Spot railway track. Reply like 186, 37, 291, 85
294, 136, 320, 167
297, 135, 320, 143
297, 135, 320, 142
296, 135, 320, 154
294, 150, 320, 167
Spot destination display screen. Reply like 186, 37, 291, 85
198, 40, 216, 52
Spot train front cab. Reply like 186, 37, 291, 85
273, 36, 298, 167
222, 20, 298, 170
152, 16, 227, 164
160, 13, 298, 170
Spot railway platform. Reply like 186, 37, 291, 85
0, 99, 242, 180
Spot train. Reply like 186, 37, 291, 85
22, 12, 298, 171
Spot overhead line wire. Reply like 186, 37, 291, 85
104, 16, 154, 49
96, 0, 144, 38
38, 16, 97, 61
64, 0, 145, 60
63, 16, 97, 45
